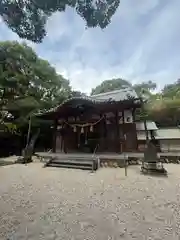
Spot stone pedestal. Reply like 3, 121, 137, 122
142, 141, 167, 175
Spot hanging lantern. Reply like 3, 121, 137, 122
81, 127, 84, 133
73, 126, 77, 132
90, 125, 94, 132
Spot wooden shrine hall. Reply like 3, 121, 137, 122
39, 88, 142, 154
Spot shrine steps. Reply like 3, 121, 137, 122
45, 155, 99, 171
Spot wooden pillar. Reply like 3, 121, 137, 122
140, 98, 149, 144
132, 108, 136, 122
74, 116, 79, 151
132, 108, 138, 151
115, 110, 120, 153
64, 117, 68, 153
103, 114, 107, 138
122, 109, 125, 152
52, 119, 57, 153
98, 113, 103, 152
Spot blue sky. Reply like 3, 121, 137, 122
0, 0, 180, 94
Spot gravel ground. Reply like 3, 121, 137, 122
0, 163, 180, 240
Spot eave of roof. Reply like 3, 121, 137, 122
137, 127, 180, 140
35, 88, 142, 117
155, 128, 180, 140
136, 121, 158, 131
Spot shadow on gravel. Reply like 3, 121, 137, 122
0, 160, 15, 167
128, 165, 168, 178
140, 172, 168, 178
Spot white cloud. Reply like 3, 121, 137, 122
1, 0, 180, 94
123, 0, 180, 84
39, 0, 180, 94
118, 0, 160, 17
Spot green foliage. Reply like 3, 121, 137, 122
0, 121, 19, 134
133, 80, 157, 97
4, 122, 18, 133
91, 78, 180, 127
2, 39, 180, 130
70, 91, 87, 98
91, 79, 157, 96
0, 40, 71, 129
91, 78, 131, 95
161, 79, 180, 98
149, 79, 180, 125
0, 0, 120, 43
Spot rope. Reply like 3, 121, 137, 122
63, 116, 104, 128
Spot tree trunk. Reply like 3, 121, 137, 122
26, 116, 32, 148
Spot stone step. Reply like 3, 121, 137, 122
51, 159, 94, 165
45, 156, 99, 171
54, 156, 97, 161
47, 163, 93, 170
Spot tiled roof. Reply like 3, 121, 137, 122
136, 121, 158, 131
155, 128, 180, 139
36, 87, 140, 116
137, 127, 180, 140
91, 87, 139, 102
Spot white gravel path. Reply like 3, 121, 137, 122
0, 163, 180, 240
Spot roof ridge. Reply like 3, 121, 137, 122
91, 87, 134, 98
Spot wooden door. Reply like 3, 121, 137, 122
56, 133, 63, 152
105, 124, 118, 152
56, 128, 77, 153
123, 123, 138, 152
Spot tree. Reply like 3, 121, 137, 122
0, 40, 74, 156
0, 0, 120, 43
140, 79, 180, 127
70, 91, 86, 98
90, 78, 158, 97
133, 80, 157, 97
0, 40, 71, 127
91, 78, 131, 95
161, 79, 180, 99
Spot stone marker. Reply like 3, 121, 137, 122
142, 140, 167, 175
